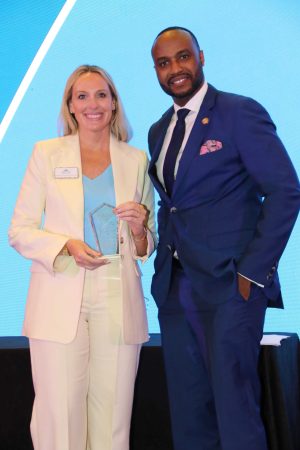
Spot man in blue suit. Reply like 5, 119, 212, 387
148, 26, 300, 450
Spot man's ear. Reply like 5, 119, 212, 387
200, 50, 205, 66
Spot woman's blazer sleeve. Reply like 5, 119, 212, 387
8, 142, 71, 273
131, 151, 157, 262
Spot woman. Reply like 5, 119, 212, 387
8, 65, 156, 450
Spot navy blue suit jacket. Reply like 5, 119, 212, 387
148, 84, 300, 309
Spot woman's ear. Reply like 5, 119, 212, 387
69, 101, 74, 114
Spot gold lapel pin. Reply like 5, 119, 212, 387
202, 117, 209, 125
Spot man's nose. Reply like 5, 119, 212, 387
169, 59, 183, 74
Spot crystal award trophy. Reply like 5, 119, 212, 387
89, 203, 119, 258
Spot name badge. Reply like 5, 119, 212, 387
54, 167, 79, 179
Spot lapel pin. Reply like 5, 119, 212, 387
202, 117, 209, 125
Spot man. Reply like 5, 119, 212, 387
148, 26, 300, 450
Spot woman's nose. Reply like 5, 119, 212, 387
87, 96, 99, 108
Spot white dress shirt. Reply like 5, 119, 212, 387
156, 82, 208, 188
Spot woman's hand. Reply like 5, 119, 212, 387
66, 239, 109, 270
115, 202, 148, 256
114, 201, 148, 237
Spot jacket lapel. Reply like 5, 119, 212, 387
50, 134, 84, 235
110, 135, 141, 236
110, 134, 138, 203
172, 84, 218, 198
148, 107, 174, 203
149, 107, 174, 169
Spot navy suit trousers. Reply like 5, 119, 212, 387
158, 262, 269, 450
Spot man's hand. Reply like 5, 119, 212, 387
66, 239, 109, 270
238, 274, 251, 301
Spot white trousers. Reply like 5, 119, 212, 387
29, 260, 141, 450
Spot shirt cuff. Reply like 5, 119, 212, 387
237, 272, 264, 288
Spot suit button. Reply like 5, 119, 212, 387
170, 207, 177, 213
166, 245, 172, 251
267, 266, 276, 280
120, 237, 124, 244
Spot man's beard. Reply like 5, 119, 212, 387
159, 70, 203, 99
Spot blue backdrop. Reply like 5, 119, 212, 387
1, 0, 299, 335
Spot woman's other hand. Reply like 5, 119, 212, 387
115, 202, 148, 256
114, 202, 148, 237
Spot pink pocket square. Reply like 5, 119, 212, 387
200, 140, 223, 155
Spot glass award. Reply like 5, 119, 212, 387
89, 203, 118, 256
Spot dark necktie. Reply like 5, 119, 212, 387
163, 108, 190, 196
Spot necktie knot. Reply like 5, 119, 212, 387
176, 108, 190, 122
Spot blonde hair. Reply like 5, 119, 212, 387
58, 65, 132, 142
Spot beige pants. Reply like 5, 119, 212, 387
29, 260, 141, 450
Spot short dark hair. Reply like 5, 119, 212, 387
154, 26, 200, 50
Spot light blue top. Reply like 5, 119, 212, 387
83, 165, 116, 251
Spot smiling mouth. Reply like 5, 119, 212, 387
85, 113, 102, 119
169, 75, 191, 86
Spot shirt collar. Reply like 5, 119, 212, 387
173, 81, 208, 114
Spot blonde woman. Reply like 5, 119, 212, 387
9, 65, 156, 450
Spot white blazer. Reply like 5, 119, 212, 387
9, 134, 157, 344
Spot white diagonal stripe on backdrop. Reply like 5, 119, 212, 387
0, 0, 77, 144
